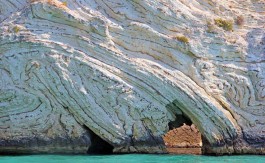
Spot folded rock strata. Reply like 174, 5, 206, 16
0, 0, 264, 154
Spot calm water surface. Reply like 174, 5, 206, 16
0, 154, 264, 163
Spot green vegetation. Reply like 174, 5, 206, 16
175, 36, 189, 44
13, 26, 20, 33
214, 18, 233, 31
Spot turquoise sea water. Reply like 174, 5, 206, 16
0, 154, 264, 163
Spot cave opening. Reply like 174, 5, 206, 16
163, 112, 203, 155
85, 127, 114, 155
168, 114, 192, 130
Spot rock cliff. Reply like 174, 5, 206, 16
0, 0, 264, 154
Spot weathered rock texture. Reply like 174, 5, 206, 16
0, 0, 264, 154
163, 124, 202, 154
163, 124, 202, 148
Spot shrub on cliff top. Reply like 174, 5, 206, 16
13, 26, 20, 33
214, 18, 233, 31
174, 36, 189, 44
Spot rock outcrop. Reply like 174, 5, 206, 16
163, 124, 202, 148
0, 0, 264, 154
163, 124, 202, 154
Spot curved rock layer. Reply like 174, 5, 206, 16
0, 0, 264, 154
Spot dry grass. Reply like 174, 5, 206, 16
214, 18, 233, 31
174, 36, 189, 44
13, 26, 20, 33
61, 1, 67, 7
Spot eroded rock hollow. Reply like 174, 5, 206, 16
0, 0, 264, 154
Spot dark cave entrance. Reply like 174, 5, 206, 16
163, 112, 203, 154
86, 127, 114, 154
168, 114, 192, 130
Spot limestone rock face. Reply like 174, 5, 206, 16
0, 0, 264, 154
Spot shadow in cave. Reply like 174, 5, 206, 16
168, 114, 192, 130
84, 126, 114, 155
